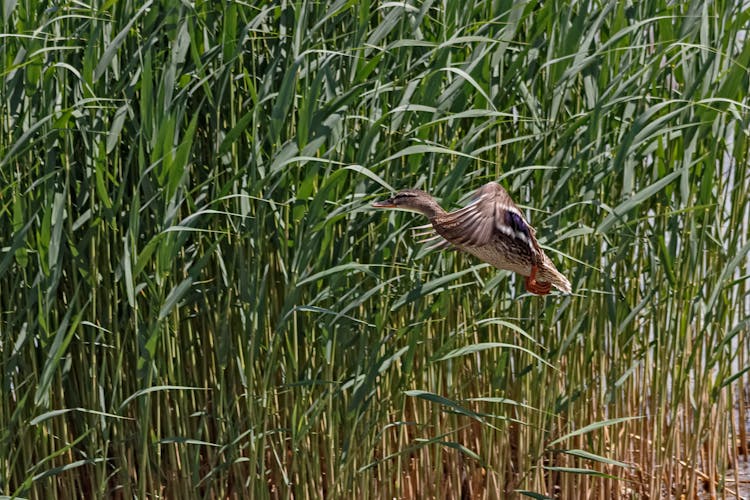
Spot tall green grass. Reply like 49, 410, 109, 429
1, 0, 749, 498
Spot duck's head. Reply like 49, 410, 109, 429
372, 189, 445, 219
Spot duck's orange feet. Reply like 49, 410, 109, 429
525, 265, 552, 295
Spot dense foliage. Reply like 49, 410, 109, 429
1, 0, 749, 497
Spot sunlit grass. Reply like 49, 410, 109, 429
1, 0, 749, 498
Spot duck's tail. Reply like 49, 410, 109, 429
539, 254, 572, 294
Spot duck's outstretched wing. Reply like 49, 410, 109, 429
434, 182, 544, 263
412, 223, 453, 251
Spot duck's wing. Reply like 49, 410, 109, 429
412, 223, 454, 251
434, 182, 544, 261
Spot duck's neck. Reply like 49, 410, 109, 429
412, 197, 447, 220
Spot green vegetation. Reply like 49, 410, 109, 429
2, 0, 749, 498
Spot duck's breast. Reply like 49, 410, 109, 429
461, 242, 533, 277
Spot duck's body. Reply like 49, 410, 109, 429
373, 182, 572, 295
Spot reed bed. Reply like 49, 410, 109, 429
1, 0, 749, 498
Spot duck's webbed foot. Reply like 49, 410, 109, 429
525, 265, 552, 295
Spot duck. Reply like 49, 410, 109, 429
373, 182, 572, 295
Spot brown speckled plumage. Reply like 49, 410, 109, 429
373, 182, 572, 295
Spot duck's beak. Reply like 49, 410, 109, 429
372, 197, 396, 208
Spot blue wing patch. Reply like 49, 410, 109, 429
504, 211, 531, 241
